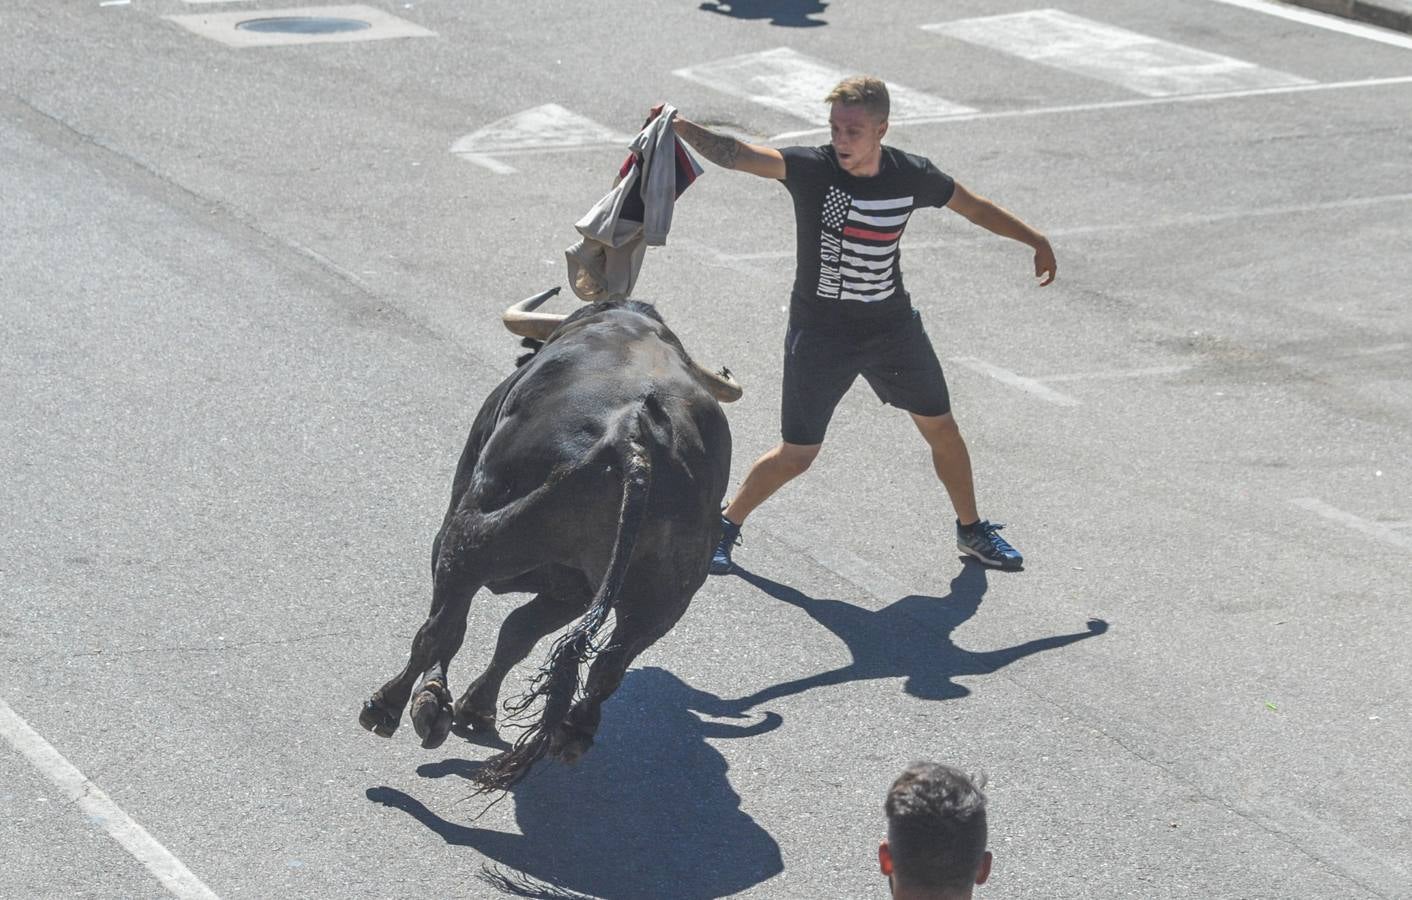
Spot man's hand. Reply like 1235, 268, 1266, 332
947, 183, 1056, 286
1033, 238, 1056, 286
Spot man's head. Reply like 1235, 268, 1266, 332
825, 76, 889, 176
880, 763, 992, 898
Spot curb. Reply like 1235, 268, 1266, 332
1281, 0, 1412, 34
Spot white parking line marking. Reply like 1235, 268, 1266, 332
1206, 0, 1412, 51
673, 47, 974, 125
770, 74, 1412, 140
950, 358, 1081, 406
707, 191, 1412, 262
1279, 342, 1411, 365
1290, 498, 1412, 551
1041, 365, 1192, 383
1351, 342, 1411, 356
450, 103, 631, 174
0, 698, 220, 900
923, 9, 1312, 97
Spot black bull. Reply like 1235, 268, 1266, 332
360, 293, 737, 791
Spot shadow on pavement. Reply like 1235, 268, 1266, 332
367, 667, 783, 900
730, 559, 1108, 709
698, 0, 829, 28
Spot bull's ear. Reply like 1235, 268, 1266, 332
515, 338, 544, 368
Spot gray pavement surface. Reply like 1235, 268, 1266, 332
2, 1, 1410, 898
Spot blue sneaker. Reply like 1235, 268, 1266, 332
957, 520, 1023, 570
709, 516, 742, 575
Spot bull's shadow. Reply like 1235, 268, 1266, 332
730, 560, 1107, 710
698, 0, 828, 28
367, 667, 782, 900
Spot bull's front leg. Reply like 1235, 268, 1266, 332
454, 590, 585, 736
360, 571, 480, 748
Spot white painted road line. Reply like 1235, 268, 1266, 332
450, 103, 632, 174
0, 697, 220, 900
1206, 0, 1412, 51
1041, 365, 1193, 383
923, 9, 1312, 97
1290, 498, 1412, 551
770, 74, 1412, 141
950, 357, 1081, 406
704, 190, 1412, 262
673, 47, 975, 125
947, 360, 1192, 404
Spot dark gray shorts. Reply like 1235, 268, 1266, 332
780, 309, 951, 445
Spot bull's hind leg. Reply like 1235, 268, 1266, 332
548, 631, 638, 765
454, 590, 586, 736
552, 583, 694, 764
360, 569, 480, 747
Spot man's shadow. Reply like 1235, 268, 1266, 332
730, 560, 1108, 709
698, 0, 828, 28
367, 667, 783, 900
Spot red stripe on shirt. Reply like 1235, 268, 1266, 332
842, 226, 900, 241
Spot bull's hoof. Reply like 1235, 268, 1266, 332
452, 701, 497, 737
360, 698, 400, 738
411, 680, 454, 750
549, 725, 594, 766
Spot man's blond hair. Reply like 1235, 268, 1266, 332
825, 76, 890, 123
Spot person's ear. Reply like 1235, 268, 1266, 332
877, 118, 889, 142
878, 839, 894, 876
975, 850, 993, 885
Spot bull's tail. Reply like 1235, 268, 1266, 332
472, 415, 653, 793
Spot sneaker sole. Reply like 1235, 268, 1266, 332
957, 543, 1023, 570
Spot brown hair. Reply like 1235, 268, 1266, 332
825, 76, 890, 122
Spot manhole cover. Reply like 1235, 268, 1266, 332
236, 16, 372, 34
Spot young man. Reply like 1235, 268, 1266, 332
880, 762, 993, 899
666, 76, 1055, 574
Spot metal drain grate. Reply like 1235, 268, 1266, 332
236, 16, 372, 34
166, 5, 435, 47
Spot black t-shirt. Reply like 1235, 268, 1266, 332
781, 144, 955, 333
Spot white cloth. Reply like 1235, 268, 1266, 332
565, 105, 699, 301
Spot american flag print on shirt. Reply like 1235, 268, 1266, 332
816, 186, 913, 302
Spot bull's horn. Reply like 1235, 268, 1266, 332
502, 286, 567, 340
697, 364, 743, 403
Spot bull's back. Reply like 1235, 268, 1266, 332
471, 315, 731, 529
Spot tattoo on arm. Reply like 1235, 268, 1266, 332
677, 120, 740, 169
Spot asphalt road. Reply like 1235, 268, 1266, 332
2, 1, 1409, 898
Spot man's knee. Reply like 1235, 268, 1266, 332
913, 412, 962, 446
775, 442, 821, 476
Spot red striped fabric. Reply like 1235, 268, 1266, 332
842, 226, 901, 241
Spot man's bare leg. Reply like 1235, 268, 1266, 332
910, 412, 980, 525
722, 441, 822, 525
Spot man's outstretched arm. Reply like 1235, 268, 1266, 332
946, 183, 1057, 286
672, 115, 787, 180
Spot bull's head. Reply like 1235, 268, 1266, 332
502, 287, 743, 403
